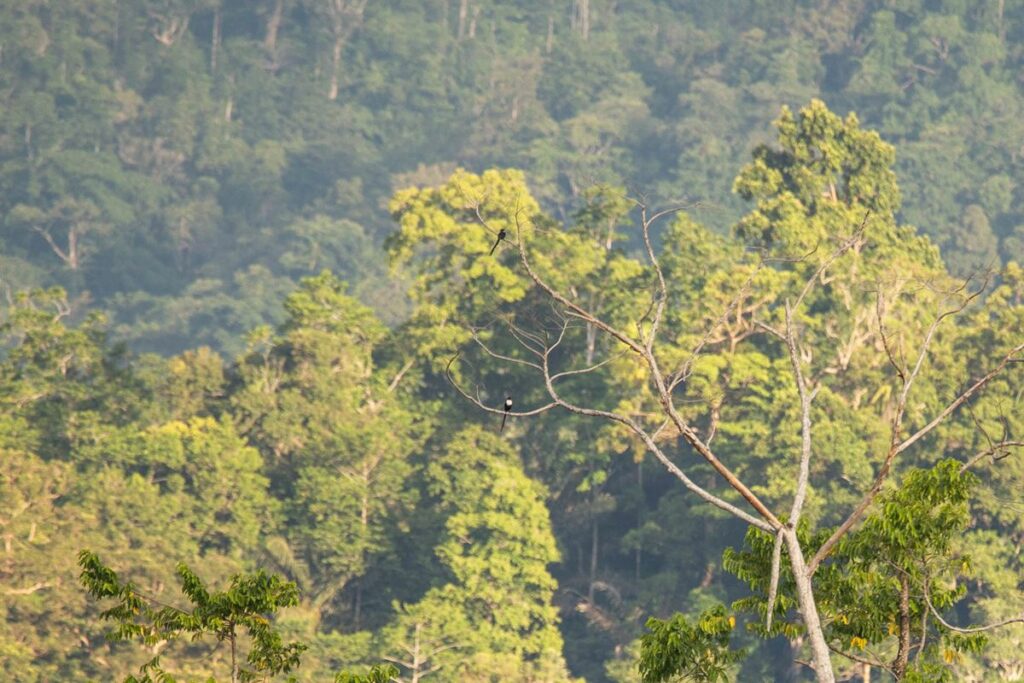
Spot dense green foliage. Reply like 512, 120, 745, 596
3, 2, 1024, 681
2, 0, 1024, 355
724, 461, 988, 680
638, 606, 742, 683
79, 550, 306, 682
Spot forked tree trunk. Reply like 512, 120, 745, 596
784, 530, 836, 683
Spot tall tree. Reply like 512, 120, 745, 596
376, 427, 574, 682
429, 101, 1023, 681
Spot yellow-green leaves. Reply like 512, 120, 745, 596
639, 605, 743, 683
387, 168, 538, 358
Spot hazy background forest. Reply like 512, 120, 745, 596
2, 1, 1023, 681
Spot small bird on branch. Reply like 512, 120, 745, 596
500, 396, 513, 433
489, 228, 507, 256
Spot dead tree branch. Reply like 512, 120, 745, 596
810, 282, 1018, 574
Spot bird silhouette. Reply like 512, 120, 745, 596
500, 396, 513, 433
489, 228, 507, 256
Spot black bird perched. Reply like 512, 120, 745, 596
500, 396, 513, 433
489, 228, 507, 256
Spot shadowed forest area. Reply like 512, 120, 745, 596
2, 1, 1024, 682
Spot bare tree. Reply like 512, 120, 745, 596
318, 0, 368, 101
16, 198, 107, 272
446, 200, 1024, 683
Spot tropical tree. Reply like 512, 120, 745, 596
232, 272, 423, 632
375, 427, 575, 683
78, 550, 306, 683
397, 101, 1024, 682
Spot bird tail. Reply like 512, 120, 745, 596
489, 237, 500, 256
500, 412, 508, 434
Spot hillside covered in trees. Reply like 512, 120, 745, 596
2, 1, 1024, 682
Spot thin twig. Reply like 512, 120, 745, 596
445, 354, 557, 418
765, 530, 784, 630
827, 644, 893, 677
809, 294, 1017, 574
960, 441, 1024, 473
923, 581, 1024, 634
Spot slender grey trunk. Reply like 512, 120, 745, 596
635, 460, 643, 581
211, 7, 221, 72
354, 579, 362, 629
328, 33, 342, 100
998, 0, 1005, 42
588, 517, 598, 602
784, 530, 835, 683
572, 0, 590, 40
229, 627, 239, 683
265, 0, 284, 51
457, 0, 468, 39
893, 575, 911, 679
546, 9, 554, 53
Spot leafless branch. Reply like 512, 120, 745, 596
786, 301, 822, 527
923, 581, 1024, 634
506, 321, 546, 357
469, 329, 543, 370
512, 210, 646, 357
669, 263, 763, 392
960, 441, 1024, 473
765, 529, 784, 630
915, 598, 928, 662
793, 211, 870, 312
445, 354, 557, 418
637, 204, 673, 352
895, 342, 1022, 457
876, 289, 906, 382
4, 581, 53, 596
755, 320, 786, 341
534, 331, 774, 532
549, 352, 623, 382
513, 206, 783, 529
387, 358, 416, 393
809, 285, 1013, 574
827, 644, 894, 677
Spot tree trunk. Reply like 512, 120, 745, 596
328, 34, 342, 100
635, 460, 643, 582
784, 530, 836, 683
572, 0, 590, 41
265, 0, 284, 51
354, 579, 362, 629
457, 0, 468, 39
211, 6, 221, 72
588, 517, 598, 602
229, 627, 239, 683
585, 322, 597, 365
546, 12, 554, 53
355, 478, 370, 629
893, 575, 911, 679
411, 622, 423, 683
862, 662, 871, 682
997, 0, 1005, 42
